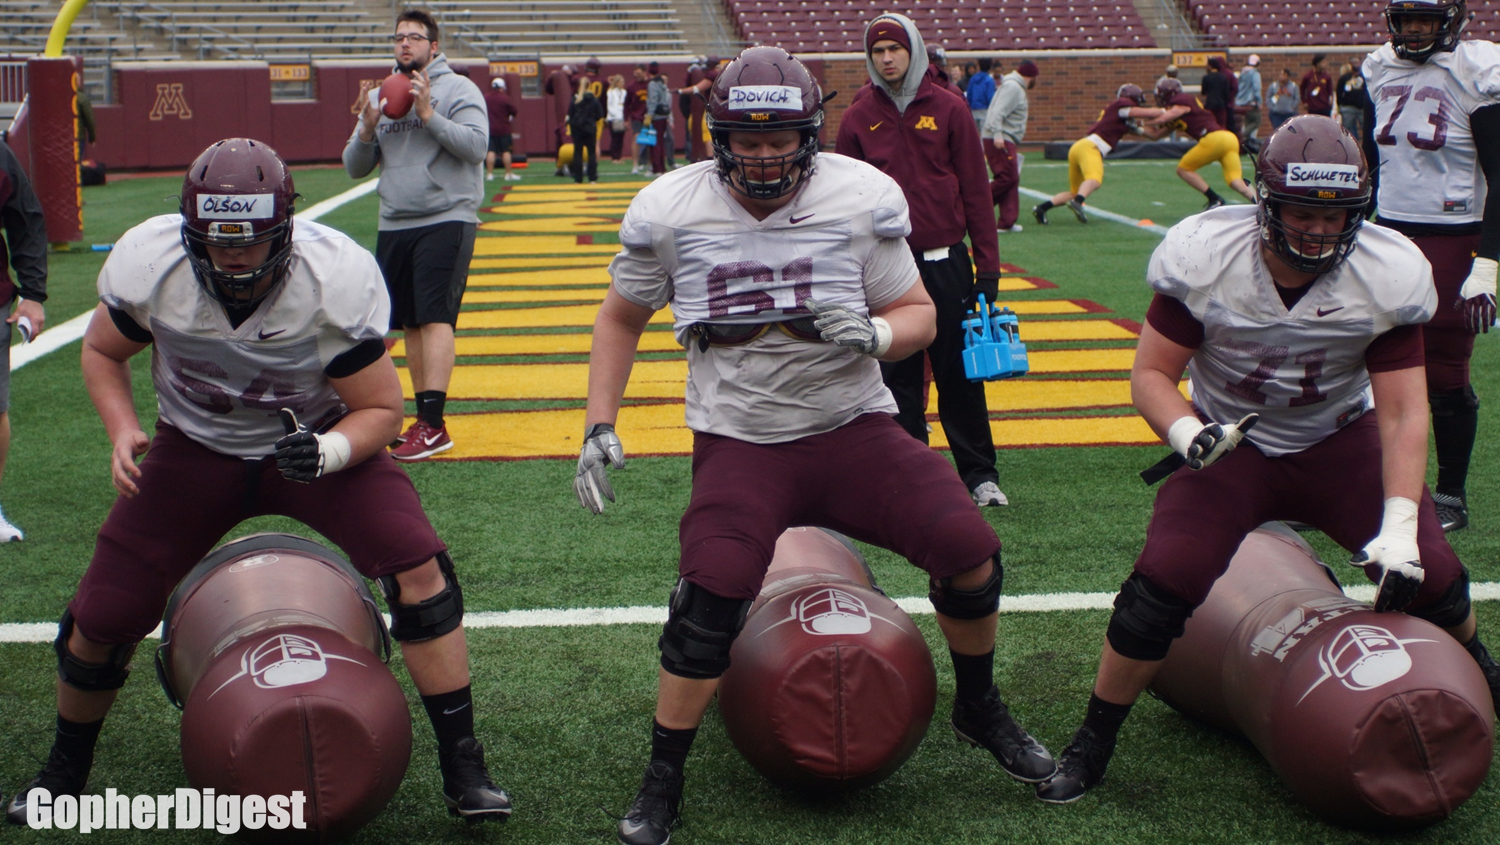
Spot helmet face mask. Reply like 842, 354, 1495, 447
1255, 116, 1371, 276
180, 139, 296, 308
706, 46, 825, 202
1384, 0, 1468, 61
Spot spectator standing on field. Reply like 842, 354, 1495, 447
966, 57, 997, 136
343, 8, 487, 461
627, 65, 650, 174
983, 60, 1038, 234
646, 61, 674, 175
1268, 68, 1300, 129
484, 77, 519, 182
1301, 53, 1333, 116
1201, 57, 1232, 137
837, 13, 1010, 507
1336, 63, 1368, 139
607, 74, 629, 162
567, 77, 604, 184
1236, 54, 1263, 150
0, 138, 46, 541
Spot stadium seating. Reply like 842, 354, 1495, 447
420, 1, 688, 57
103, 1, 392, 61
0, 0, 172, 106
1184, 0, 1500, 47
724, 0, 1158, 51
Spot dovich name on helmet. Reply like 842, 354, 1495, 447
706, 46, 826, 201
179, 138, 297, 308
1255, 115, 1372, 275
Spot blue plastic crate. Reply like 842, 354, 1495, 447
961, 295, 1029, 382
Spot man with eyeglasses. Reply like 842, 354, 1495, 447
344, 8, 487, 462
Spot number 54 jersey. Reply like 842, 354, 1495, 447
99, 215, 390, 458
1363, 40, 1500, 225
1149, 206, 1435, 457
608, 156, 921, 443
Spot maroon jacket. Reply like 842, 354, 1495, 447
625, 79, 649, 121
1301, 68, 1333, 115
484, 88, 517, 135
835, 76, 999, 276
926, 64, 964, 100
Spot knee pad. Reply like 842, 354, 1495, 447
658, 578, 752, 680
55, 609, 137, 692
1429, 386, 1480, 417
1105, 573, 1197, 662
928, 554, 1003, 620
378, 551, 464, 643
1408, 565, 1472, 630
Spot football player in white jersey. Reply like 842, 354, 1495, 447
1362, 0, 1500, 531
578, 48, 1053, 845
4, 140, 512, 826
1033, 117, 1500, 804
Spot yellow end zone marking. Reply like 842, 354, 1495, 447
472, 236, 620, 256
480, 217, 621, 233
488, 200, 634, 216
503, 183, 648, 191
1022, 321, 1137, 342
460, 304, 669, 329
400, 356, 1135, 401
471, 257, 616, 270
391, 331, 684, 358
466, 267, 610, 287
1029, 349, 1135, 372
464, 287, 607, 304
419, 405, 1162, 461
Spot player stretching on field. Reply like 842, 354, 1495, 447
577, 48, 1053, 845
4, 140, 510, 826
1033, 117, 1500, 804
1144, 78, 1256, 210
1033, 84, 1161, 225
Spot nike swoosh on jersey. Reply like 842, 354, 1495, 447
869, 122, 882, 131
1316, 306, 1345, 317
257, 328, 287, 339
789, 213, 816, 224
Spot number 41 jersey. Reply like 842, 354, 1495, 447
609, 156, 920, 443
99, 215, 389, 458
1363, 40, 1500, 226
1149, 206, 1435, 457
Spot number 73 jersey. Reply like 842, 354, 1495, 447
1363, 40, 1500, 225
1148, 207, 1435, 457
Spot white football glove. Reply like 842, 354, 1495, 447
274, 409, 351, 484
1457, 256, 1498, 335
804, 298, 893, 357
1166, 413, 1259, 470
1350, 496, 1424, 612
575, 423, 625, 514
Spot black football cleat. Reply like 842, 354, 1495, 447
1433, 491, 1469, 533
1067, 198, 1088, 223
1032, 204, 1050, 225
617, 760, 682, 845
440, 737, 512, 823
1204, 195, 1226, 211
1463, 637, 1500, 714
6, 744, 91, 825
1035, 726, 1116, 804
951, 686, 1056, 783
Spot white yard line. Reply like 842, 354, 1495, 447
1018, 186, 1173, 236
10, 178, 378, 372
4, 582, 1499, 643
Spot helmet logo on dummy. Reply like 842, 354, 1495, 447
726, 85, 803, 111
205, 632, 366, 699
1297, 624, 1437, 704
197, 194, 275, 220
1248, 596, 1361, 661
755, 585, 905, 638
227, 553, 280, 572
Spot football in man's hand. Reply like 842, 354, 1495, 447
380, 72, 414, 119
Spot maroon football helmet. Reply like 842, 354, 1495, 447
180, 138, 296, 307
1385, 0, 1470, 61
1255, 115, 1371, 275
706, 46, 825, 201
1117, 83, 1146, 106
1155, 77, 1183, 108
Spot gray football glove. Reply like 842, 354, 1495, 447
1167, 413, 1259, 470
575, 422, 625, 514
804, 298, 892, 356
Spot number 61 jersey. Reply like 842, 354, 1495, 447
1362, 40, 1500, 225
98, 215, 389, 458
1149, 206, 1435, 457
608, 155, 920, 443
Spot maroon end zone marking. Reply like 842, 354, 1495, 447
1109, 317, 1144, 334
1022, 276, 1058, 290
1000, 263, 1028, 274
1068, 299, 1113, 314
577, 234, 594, 245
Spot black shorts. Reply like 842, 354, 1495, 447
375, 221, 476, 329
488, 133, 512, 155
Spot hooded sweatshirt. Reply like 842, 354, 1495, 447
835, 13, 999, 276
343, 54, 489, 231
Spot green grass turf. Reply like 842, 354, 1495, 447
2, 156, 1499, 841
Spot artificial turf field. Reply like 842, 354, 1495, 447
2, 153, 1499, 843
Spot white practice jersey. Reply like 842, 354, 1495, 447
1149, 206, 1435, 457
609, 156, 920, 443
1363, 40, 1500, 225
99, 216, 390, 458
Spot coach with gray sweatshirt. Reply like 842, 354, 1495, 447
343, 8, 487, 461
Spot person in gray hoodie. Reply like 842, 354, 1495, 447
343, 8, 487, 462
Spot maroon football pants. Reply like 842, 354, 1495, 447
1410, 232, 1481, 392
985, 138, 1020, 231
